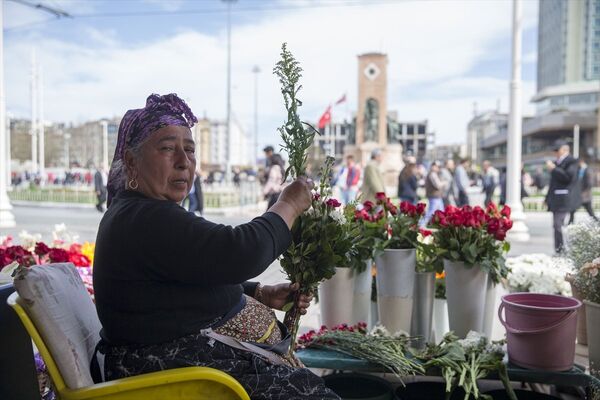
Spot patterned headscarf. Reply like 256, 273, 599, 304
107, 93, 198, 205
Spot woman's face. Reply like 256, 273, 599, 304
126, 125, 196, 203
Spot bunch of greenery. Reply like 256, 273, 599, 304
274, 44, 354, 355
430, 204, 512, 284
298, 323, 424, 380
273, 43, 317, 180
417, 332, 517, 400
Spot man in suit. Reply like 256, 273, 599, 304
454, 158, 471, 206
360, 149, 385, 203
93, 165, 107, 212
482, 160, 499, 206
545, 141, 580, 253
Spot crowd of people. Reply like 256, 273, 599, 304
321, 143, 598, 254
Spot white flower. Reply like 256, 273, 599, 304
368, 324, 390, 338
329, 209, 346, 225
52, 224, 79, 247
507, 254, 573, 296
18, 230, 42, 251
458, 331, 486, 351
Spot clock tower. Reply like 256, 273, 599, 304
356, 53, 388, 146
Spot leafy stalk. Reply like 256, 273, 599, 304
273, 42, 318, 180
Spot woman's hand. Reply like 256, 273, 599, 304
268, 177, 314, 229
259, 282, 313, 315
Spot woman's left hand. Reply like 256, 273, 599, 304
260, 282, 313, 315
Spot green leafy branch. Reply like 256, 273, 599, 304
273, 43, 318, 180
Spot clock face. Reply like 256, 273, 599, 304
363, 63, 380, 81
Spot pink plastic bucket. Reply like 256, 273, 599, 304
499, 293, 581, 371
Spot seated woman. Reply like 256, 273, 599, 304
93, 93, 340, 400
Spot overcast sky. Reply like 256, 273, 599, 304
5, 0, 539, 151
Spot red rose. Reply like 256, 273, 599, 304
388, 203, 398, 216
48, 248, 70, 263
313, 193, 321, 201
34, 242, 51, 256
487, 218, 500, 234
6, 246, 35, 267
502, 219, 514, 230
495, 229, 507, 241
363, 201, 374, 212
400, 201, 411, 215
355, 209, 370, 221
419, 228, 432, 237
375, 192, 387, 203
69, 252, 91, 267
416, 203, 426, 216
433, 210, 448, 227
374, 209, 385, 221
501, 205, 511, 219
445, 205, 458, 213
326, 198, 341, 208
486, 202, 498, 214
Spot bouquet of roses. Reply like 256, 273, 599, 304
274, 44, 355, 355
430, 203, 512, 284
354, 193, 425, 251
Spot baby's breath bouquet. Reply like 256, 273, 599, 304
274, 44, 354, 355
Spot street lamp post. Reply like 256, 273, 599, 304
252, 65, 260, 165
0, 0, 16, 227
223, 0, 236, 182
39, 67, 45, 180
31, 49, 38, 174
506, 0, 529, 241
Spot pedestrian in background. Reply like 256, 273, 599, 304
454, 158, 471, 206
569, 159, 598, 224
263, 153, 285, 210
336, 154, 361, 205
423, 161, 446, 226
546, 141, 579, 253
360, 149, 385, 203
440, 159, 455, 206
94, 165, 108, 213
398, 162, 418, 204
482, 160, 499, 206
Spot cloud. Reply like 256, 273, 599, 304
5, 0, 539, 149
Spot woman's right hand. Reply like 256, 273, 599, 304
269, 177, 313, 229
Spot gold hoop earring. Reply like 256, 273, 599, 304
128, 178, 139, 190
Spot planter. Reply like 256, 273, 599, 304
375, 248, 416, 334
566, 275, 587, 345
352, 260, 372, 327
319, 267, 355, 327
410, 272, 435, 348
585, 300, 600, 372
482, 279, 497, 338
323, 373, 394, 400
444, 260, 488, 338
432, 298, 449, 342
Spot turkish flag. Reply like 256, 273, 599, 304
318, 105, 331, 129
334, 94, 347, 105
